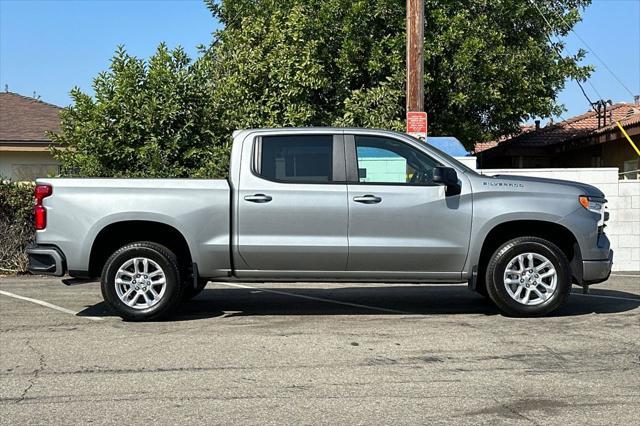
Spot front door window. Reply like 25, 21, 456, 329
355, 136, 440, 185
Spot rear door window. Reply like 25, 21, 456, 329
257, 135, 335, 183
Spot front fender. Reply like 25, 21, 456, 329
463, 189, 580, 276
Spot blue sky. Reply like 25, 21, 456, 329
556, 0, 639, 119
1, 0, 638, 121
0, 0, 217, 105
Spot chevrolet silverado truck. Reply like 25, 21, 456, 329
27, 128, 613, 320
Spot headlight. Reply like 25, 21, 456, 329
579, 196, 607, 226
579, 196, 605, 213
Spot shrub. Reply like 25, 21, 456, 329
0, 181, 34, 274
51, 44, 229, 179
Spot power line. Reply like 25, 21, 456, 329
524, 0, 598, 134
528, 0, 598, 111
552, 1, 635, 98
574, 71, 595, 108
586, 79, 604, 101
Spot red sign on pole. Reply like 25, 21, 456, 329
407, 111, 428, 141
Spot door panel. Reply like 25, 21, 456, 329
237, 133, 348, 272
347, 184, 472, 272
346, 134, 472, 274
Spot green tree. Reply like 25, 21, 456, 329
204, 0, 407, 132
54, 0, 592, 177
52, 44, 228, 178
206, 0, 592, 146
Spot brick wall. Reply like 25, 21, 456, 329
615, 180, 640, 271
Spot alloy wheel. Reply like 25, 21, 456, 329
114, 257, 167, 309
503, 252, 557, 306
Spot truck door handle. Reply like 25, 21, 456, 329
353, 195, 382, 204
244, 194, 272, 203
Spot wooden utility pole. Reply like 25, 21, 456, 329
406, 0, 424, 113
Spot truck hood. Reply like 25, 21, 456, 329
492, 174, 605, 199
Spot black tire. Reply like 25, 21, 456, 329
101, 241, 184, 321
485, 237, 571, 317
182, 279, 208, 301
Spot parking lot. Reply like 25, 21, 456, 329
0, 274, 638, 425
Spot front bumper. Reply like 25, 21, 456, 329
26, 244, 66, 277
581, 249, 613, 285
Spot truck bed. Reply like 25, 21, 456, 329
35, 178, 231, 277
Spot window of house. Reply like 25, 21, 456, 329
258, 135, 334, 182
355, 136, 439, 184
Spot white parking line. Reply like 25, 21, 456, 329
217, 282, 413, 314
0, 290, 103, 321
610, 273, 640, 277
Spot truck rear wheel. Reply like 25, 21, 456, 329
101, 242, 183, 321
485, 237, 571, 317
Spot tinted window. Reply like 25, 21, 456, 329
355, 136, 440, 184
259, 135, 333, 182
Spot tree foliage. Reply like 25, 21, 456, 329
206, 0, 592, 144
53, 0, 592, 177
52, 44, 228, 178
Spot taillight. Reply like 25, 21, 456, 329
34, 184, 52, 230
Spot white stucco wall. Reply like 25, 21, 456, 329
0, 151, 60, 181
454, 156, 478, 170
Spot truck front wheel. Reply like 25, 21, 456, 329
485, 237, 571, 317
101, 242, 184, 321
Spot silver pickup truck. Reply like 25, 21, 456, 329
27, 128, 613, 320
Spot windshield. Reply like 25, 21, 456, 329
405, 135, 479, 175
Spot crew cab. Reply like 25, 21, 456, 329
27, 128, 613, 320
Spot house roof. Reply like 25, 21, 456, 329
473, 140, 498, 153
474, 103, 640, 154
592, 105, 640, 134
0, 92, 61, 143
474, 124, 537, 153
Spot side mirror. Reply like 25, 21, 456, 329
432, 166, 461, 195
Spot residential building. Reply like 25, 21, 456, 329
474, 102, 640, 178
0, 92, 61, 181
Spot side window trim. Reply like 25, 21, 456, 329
332, 134, 347, 182
251, 133, 347, 184
254, 136, 263, 175
344, 134, 358, 182
345, 133, 441, 186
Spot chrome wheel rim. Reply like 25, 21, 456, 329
503, 252, 557, 306
115, 257, 166, 310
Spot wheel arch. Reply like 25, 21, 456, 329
474, 220, 581, 285
89, 220, 193, 278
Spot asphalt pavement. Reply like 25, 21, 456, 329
1, 274, 639, 425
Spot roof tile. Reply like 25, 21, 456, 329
0, 92, 61, 142
475, 103, 640, 153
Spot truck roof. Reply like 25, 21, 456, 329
232, 127, 469, 157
